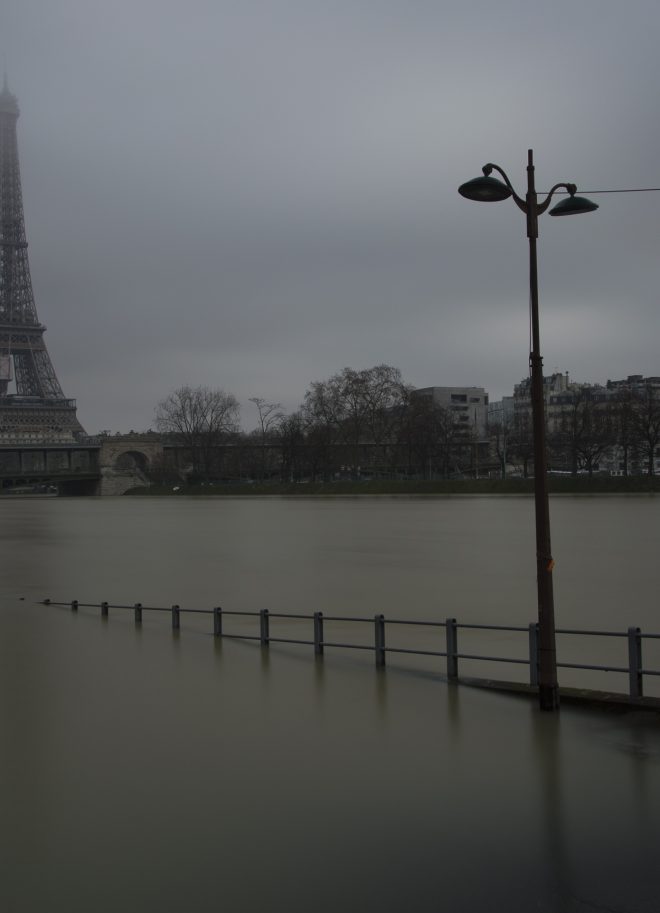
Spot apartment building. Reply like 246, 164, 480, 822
509, 372, 660, 475
414, 386, 489, 438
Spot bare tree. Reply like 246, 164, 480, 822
551, 392, 613, 477
575, 400, 613, 477
397, 393, 437, 478
278, 411, 306, 482
155, 385, 239, 480
397, 394, 468, 479
303, 365, 407, 479
489, 416, 513, 479
509, 409, 534, 478
612, 390, 637, 476
249, 397, 284, 480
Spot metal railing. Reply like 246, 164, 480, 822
41, 599, 660, 702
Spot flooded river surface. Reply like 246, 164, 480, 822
1, 495, 659, 911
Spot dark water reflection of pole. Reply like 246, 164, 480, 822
446, 681, 460, 738
531, 707, 573, 908
313, 654, 326, 718
374, 665, 388, 722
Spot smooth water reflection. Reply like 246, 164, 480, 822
1, 496, 660, 912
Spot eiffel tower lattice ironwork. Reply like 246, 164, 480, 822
0, 79, 84, 441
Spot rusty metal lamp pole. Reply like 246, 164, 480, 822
458, 150, 598, 711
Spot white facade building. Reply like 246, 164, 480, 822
414, 386, 489, 439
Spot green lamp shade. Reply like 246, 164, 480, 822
549, 195, 599, 216
458, 175, 512, 202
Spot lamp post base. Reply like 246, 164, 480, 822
539, 683, 560, 711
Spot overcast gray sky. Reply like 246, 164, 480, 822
2, 0, 659, 433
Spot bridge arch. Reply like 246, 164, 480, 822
99, 438, 164, 471
114, 449, 150, 472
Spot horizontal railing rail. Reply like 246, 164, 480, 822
40, 599, 660, 702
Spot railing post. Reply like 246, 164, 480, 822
260, 609, 270, 646
134, 602, 142, 624
172, 604, 180, 631
101, 601, 108, 617
213, 606, 222, 637
628, 626, 643, 699
71, 599, 78, 612
375, 614, 386, 667
314, 611, 324, 655
446, 617, 458, 680
528, 622, 539, 687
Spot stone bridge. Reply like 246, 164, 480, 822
0, 436, 169, 495
97, 436, 166, 495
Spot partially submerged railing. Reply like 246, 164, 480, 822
41, 600, 660, 702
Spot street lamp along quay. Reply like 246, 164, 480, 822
458, 150, 598, 711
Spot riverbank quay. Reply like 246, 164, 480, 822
126, 475, 660, 496
462, 677, 660, 714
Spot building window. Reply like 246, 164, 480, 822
451, 394, 467, 403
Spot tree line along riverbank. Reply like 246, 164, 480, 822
126, 476, 660, 496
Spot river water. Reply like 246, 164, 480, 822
1, 495, 659, 912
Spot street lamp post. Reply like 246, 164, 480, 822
459, 149, 598, 711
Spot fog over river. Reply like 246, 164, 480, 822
2, 495, 659, 912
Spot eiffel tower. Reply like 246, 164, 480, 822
0, 78, 84, 441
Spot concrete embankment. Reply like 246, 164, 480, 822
126, 477, 660, 496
